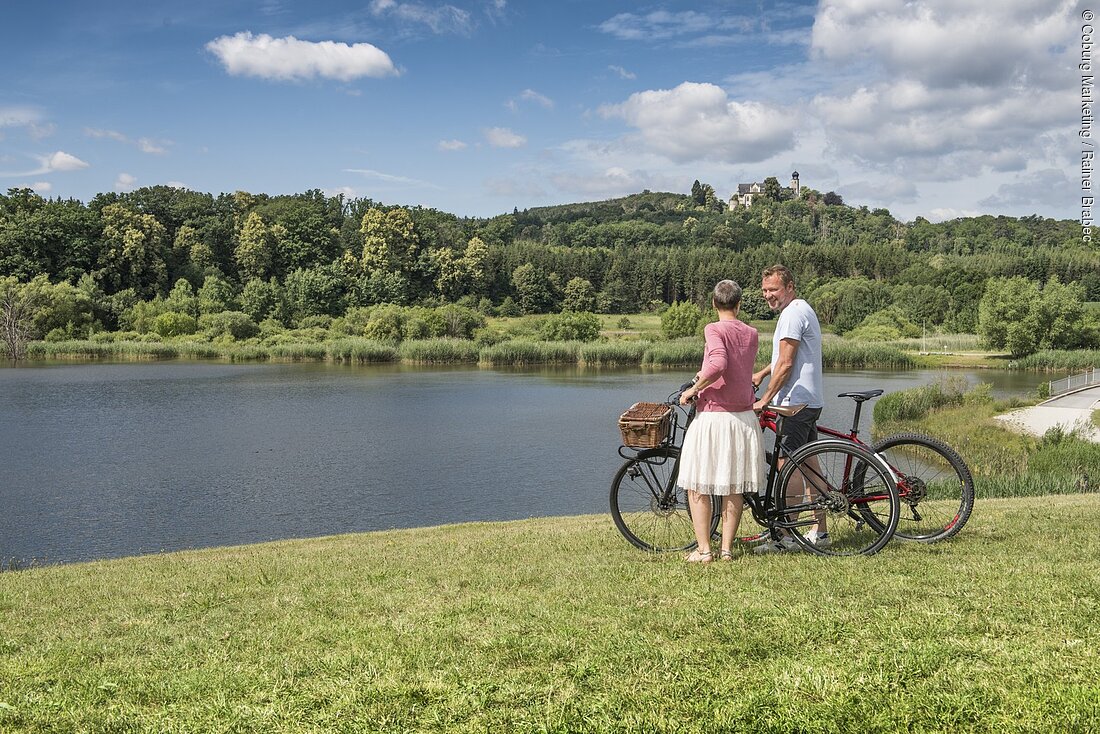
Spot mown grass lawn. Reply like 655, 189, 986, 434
1, 495, 1098, 732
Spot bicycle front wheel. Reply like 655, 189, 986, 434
775, 440, 900, 557
872, 433, 974, 542
610, 447, 720, 552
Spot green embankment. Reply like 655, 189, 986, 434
2, 497, 1099, 733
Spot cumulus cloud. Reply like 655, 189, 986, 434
369, 0, 473, 35
608, 65, 636, 80
599, 82, 797, 164
115, 172, 137, 191
804, 0, 1077, 186
484, 127, 526, 148
206, 32, 398, 81
438, 139, 468, 151
811, 0, 1072, 90
979, 168, 1076, 211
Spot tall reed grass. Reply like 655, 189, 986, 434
579, 342, 647, 367
478, 340, 581, 366
399, 338, 480, 364
823, 342, 915, 369
1008, 350, 1100, 371
327, 339, 400, 364
641, 339, 702, 367
884, 333, 985, 352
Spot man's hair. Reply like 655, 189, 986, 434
762, 264, 796, 288
713, 279, 743, 310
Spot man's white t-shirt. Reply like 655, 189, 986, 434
771, 298, 824, 408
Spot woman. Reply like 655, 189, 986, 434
677, 280, 765, 563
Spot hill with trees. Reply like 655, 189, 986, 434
1, 181, 1097, 360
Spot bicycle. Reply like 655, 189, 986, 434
814, 390, 975, 543
610, 383, 901, 557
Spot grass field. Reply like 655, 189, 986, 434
1, 495, 1098, 732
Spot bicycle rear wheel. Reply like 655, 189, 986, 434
610, 447, 720, 552
871, 433, 974, 542
775, 440, 899, 557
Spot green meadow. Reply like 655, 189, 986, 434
1, 494, 1098, 733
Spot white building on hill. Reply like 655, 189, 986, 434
729, 172, 801, 210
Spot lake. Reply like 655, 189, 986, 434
0, 362, 1039, 565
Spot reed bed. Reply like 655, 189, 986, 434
326, 339, 400, 364
823, 341, 915, 369
399, 338, 480, 364
884, 333, 985, 353
478, 340, 581, 366
578, 341, 647, 367
1008, 350, 1100, 371
640, 339, 703, 367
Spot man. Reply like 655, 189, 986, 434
751, 264, 827, 552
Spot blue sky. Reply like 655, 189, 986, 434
0, 0, 1081, 222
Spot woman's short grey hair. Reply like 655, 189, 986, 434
713, 280, 742, 310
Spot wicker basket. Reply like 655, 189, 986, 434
618, 402, 673, 448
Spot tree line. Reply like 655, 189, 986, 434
1, 183, 1098, 359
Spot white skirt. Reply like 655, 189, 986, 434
678, 410, 765, 495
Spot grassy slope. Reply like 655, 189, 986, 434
2, 497, 1098, 732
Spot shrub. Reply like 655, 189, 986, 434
661, 301, 703, 339
363, 304, 405, 342
497, 296, 522, 317
153, 311, 198, 338
540, 311, 601, 342
199, 311, 260, 341
438, 304, 486, 339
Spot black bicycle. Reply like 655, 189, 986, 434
610, 383, 901, 557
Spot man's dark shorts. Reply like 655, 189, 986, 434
778, 406, 822, 456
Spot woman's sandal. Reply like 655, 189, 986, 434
685, 549, 713, 564
719, 550, 736, 561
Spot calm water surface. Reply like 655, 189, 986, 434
0, 362, 1038, 565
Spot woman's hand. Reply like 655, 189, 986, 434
679, 387, 696, 406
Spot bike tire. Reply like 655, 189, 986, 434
610, 446, 720, 553
775, 440, 900, 557
870, 433, 975, 543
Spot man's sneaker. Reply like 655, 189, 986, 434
753, 536, 800, 554
804, 529, 831, 548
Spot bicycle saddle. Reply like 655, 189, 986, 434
837, 390, 884, 403
769, 403, 806, 417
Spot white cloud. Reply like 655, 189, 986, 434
598, 11, 713, 40
599, 82, 797, 164
86, 128, 171, 155
206, 32, 398, 81
0, 106, 42, 128
115, 172, 137, 191
43, 151, 89, 173
608, 65, 636, 80
344, 167, 441, 188
979, 168, 1076, 212
369, 0, 473, 35
519, 89, 553, 109
484, 127, 526, 148
811, 0, 1073, 90
138, 138, 168, 154
438, 139, 468, 151
29, 181, 52, 193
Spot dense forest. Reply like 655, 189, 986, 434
1, 181, 1098, 358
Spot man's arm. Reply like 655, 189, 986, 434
753, 337, 799, 411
